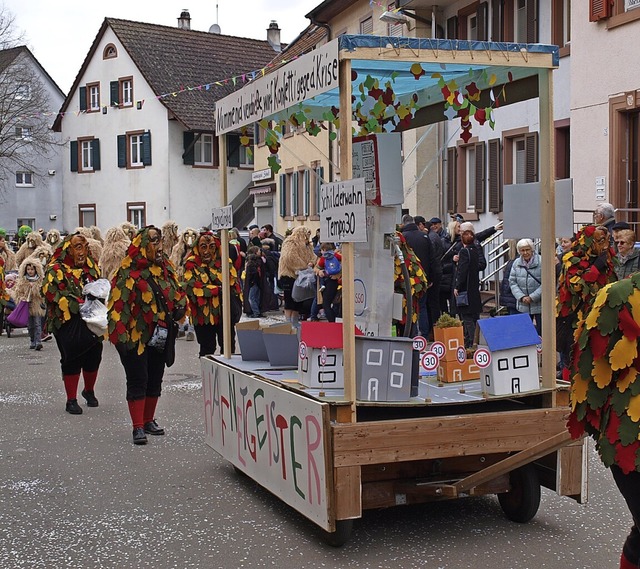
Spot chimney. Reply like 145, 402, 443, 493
267, 20, 281, 53
178, 9, 191, 30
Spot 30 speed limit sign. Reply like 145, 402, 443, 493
413, 336, 427, 352
299, 341, 308, 360
430, 341, 446, 359
421, 351, 439, 372
473, 348, 491, 368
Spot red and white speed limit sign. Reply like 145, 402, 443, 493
299, 341, 308, 360
430, 341, 446, 359
473, 348, 491, 368
421, 351, 439, 372
456, 346, 467, 364
413, 336, 427, 352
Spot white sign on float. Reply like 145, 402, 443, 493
319, 178, 367, 242
215, 39, 339, 135
211, 205, 233, 231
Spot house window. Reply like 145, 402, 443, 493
15, 171, 34, 187
552, 0, 571, 53
78, 204, 96, 227
17, 218, 35, 231
387, 2, 404, 36
195, 134, 214, 165
513, 355, 530, 369
127, 202, 146, 229
500, 0, 537, 42
239, 143, 254, 167
15, 126, 32, 140
456, 141, 486, 215
360, 15, 374, 34
118, 131, 152, 169
111, 77, 133, 107
15, 84, 31, 100
103, 44, 117, 59
278, 170, 304, 218
503, 131, 538, 185
70, 138, 101, 174
88, 82, 100, 112
453, 2, 488, 41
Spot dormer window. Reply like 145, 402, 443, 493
103, 44, 117, 59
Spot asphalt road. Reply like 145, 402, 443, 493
0, 325, 633, 568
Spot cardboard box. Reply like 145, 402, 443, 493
263, 323, 299, 367
235, 320, 268, 361
437, 359, 480, 383
299, 321, 345, 388
479, 344, 541, 396
433, 326, 466, 362
355, 336, 415, 402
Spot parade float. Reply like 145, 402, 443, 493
202, 34, 586, 545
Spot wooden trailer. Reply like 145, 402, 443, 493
206, 35, 585, 545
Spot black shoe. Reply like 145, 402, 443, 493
144, 420, 165, 436
132, 428, 148, 445
65, 399, 83, 415
81, 389, 99, 407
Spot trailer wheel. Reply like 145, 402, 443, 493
498, 464, 541, 523
323, 519, 353, 547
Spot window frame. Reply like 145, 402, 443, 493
127, 202, 146, 229
194, 133, 215, 167
15, 171, 34, 187
359, 13, 374, 35
552, 0, 571, 57
78, 137, 99, 173
103, 44, 118, 59
456, 139, 486, 217
78, 204, 97, 227
502, 128, 539, 185
87, 82, 100, 112
120, 76, 133, 107
15, 126, 32, 140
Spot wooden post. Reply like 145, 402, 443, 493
538, 67, 556, 401
339, 58, 357, 421
219, 134, 231, 359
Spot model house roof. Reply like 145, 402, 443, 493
53, 18, 279, 132
478, 314, 541, 352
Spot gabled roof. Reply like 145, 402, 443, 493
53, 18, 278, 132
478, 314, 541, 352
0, 45, 64, 98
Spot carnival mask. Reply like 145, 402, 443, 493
198, 234, 216, 264
70, 235, 88, 267
147, 228, 163, 265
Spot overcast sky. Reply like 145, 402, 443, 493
3, 0, 320, 93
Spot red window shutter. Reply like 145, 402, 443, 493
589, 0, 611, 21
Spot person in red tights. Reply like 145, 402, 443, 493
43, 233, 104, 414
108, 226, 186, 445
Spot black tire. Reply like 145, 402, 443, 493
323, 519, 353, 547
498, 463, 541, 523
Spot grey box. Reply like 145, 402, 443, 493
355, 336, 414, 402
263, 323, 299, 367
236, 322, 268, 361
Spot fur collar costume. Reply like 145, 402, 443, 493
46, 229, 61, 250
42, 233, 101, 331
557, 225, 617, 322
100, 226, 131, 281
277, 226, 315, 279
182, 232, 242, 326
14, 258, 45, 317
170, 227, 198, 276
15, 231, 47, 267
0, 240, 17, 272
0, 258, 9, 306
107, 226, 186, 354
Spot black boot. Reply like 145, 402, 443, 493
65, 399, 83, 415
81, 389, 99, 407
132, 428, 148, 445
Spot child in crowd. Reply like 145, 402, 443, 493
14, 258, 46, 350
314, 242, 342, 323
244, 246, 263, 318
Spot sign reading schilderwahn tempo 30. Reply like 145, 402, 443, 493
320, 178, 367, 242
215, 39, 339, 136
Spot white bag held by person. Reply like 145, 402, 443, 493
292, 268, 317, 302
80, 279, 111, 336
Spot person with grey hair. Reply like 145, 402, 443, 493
509, 238, 543, 336
594, 203, 616, 249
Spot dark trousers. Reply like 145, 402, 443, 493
322, 278, 340, 323
460, 313, 479, 348
612, 465, 640, 565
194, 324, 221, 357
117, 346, 166, 401
55, 336, 103, 375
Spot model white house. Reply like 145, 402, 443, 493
477, 314, 541, 396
